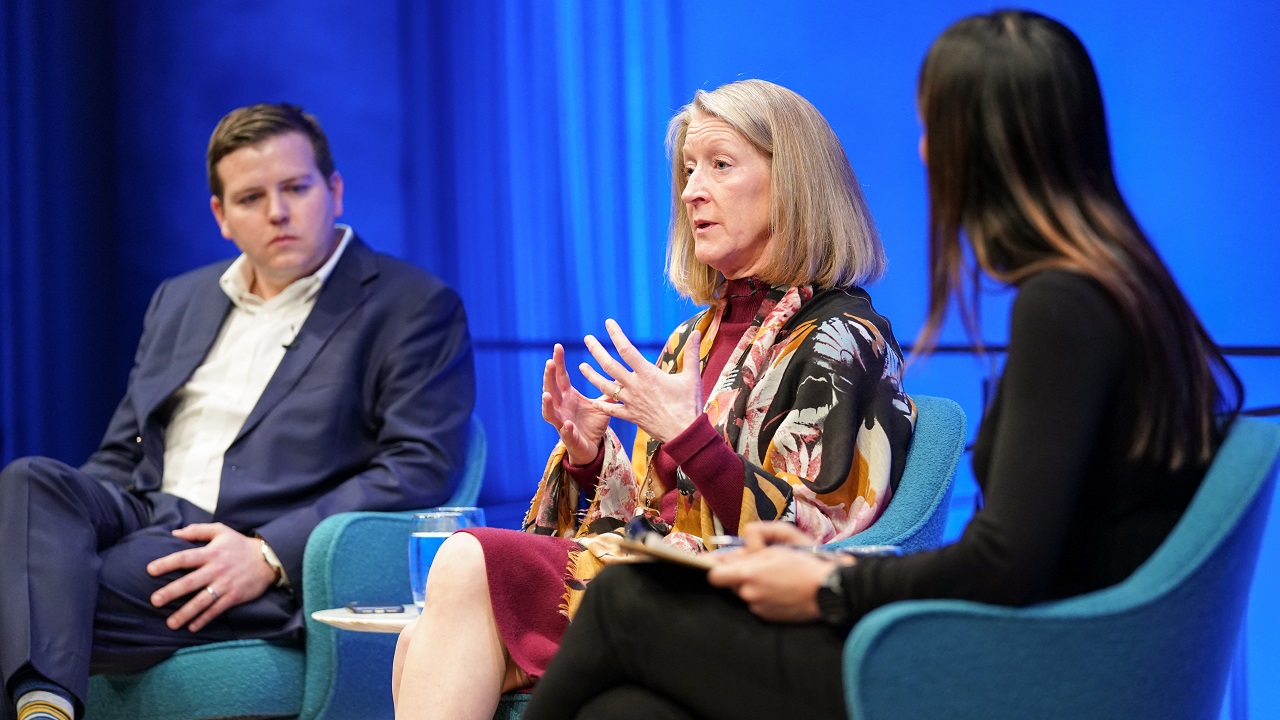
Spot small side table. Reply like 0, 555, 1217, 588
311, 606, 420, 634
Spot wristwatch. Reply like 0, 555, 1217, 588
258, 539, 290, 588
815, 567, 851, 626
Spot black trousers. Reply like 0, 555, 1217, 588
524, 562, 849, 720
0, 457, 297, 718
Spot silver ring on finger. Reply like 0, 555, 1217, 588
205, 586, 219, 603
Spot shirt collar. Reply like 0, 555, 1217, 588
219, 224, 354, 310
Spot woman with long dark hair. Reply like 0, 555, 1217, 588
522, 10, 1243, 719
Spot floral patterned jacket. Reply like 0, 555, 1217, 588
524, 283, 915, 614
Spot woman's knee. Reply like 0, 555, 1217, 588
396, 617, 420, 648
423, 532, 488, 600
393, 617, 419, 672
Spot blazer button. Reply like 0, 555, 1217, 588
230, 465, 239, 472
135, 436, 142, 443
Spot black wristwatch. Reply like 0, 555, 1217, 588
815, 567, 851, 626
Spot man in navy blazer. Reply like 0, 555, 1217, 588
0, 103, 475, 720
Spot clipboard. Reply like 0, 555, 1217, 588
616, 533, 716, 570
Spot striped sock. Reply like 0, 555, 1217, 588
16, 691, 74, 720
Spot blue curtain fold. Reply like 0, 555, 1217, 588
1, 0, 125, 462
396, 0, 688, 508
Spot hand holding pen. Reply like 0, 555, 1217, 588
705, 521, 854, 622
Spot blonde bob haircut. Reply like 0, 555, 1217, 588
665, 79, 885, 305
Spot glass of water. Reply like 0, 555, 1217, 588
433, 506, 486, 527
408, 507, 485, 610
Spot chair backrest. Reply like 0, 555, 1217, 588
843, 417, 1280, 720
1068, 416, 1280, 717
1118, 416, 1279, 599
835, 394, 967, 553
445, 413, 487, 506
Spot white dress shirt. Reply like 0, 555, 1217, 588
161, 226, 353, 513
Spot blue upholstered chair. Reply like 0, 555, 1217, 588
85, 414, 488, 720
842, 417, 1280, 720
830, 394, 967, 554
495, 393, 968, 720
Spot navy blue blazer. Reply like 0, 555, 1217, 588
79, 235, 475, 589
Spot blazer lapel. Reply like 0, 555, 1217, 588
231, 237, 378, 444
138, 275, 234, 422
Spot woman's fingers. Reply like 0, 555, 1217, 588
583, 334, 631, 387
541, 360, 558, 400
541, 357, 568, 424
577, 361, 619, 400
551, 343, 575, 396
578, 320, 667, 405
580, 319, 656, 399
604, 318, 651, 371
540, 391, 559, 426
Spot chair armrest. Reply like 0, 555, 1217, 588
843, 595, 1230, 720
302, 510, 419, 614
299, 511, 419, 720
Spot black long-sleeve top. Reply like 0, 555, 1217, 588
840, 270, 1208, 619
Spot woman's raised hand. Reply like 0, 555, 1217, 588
542, 343, 613, 466
579, 318, 703, 444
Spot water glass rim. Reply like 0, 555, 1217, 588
412, 510, 466, 518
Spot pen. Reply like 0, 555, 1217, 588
705, 535, 902, 558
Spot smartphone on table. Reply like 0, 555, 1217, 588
345, 601, 406, 614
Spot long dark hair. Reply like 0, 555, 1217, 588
916, 9, 1241, 469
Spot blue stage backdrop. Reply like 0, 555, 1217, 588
2, 1, 1276, 716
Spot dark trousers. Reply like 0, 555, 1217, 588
523, 562, 850, 720
0, 457, 297, 718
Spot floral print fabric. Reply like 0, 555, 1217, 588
523, 283, 914, 615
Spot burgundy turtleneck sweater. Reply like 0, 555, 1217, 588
564, 278, 767, 534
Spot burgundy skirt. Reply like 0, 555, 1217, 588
458, 526, 578, 679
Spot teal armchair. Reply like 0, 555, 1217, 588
85, 414, 488, 720
843, 417, 1280, 720
831, 394, 967, 553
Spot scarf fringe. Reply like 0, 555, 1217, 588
558, 546, 582, 618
